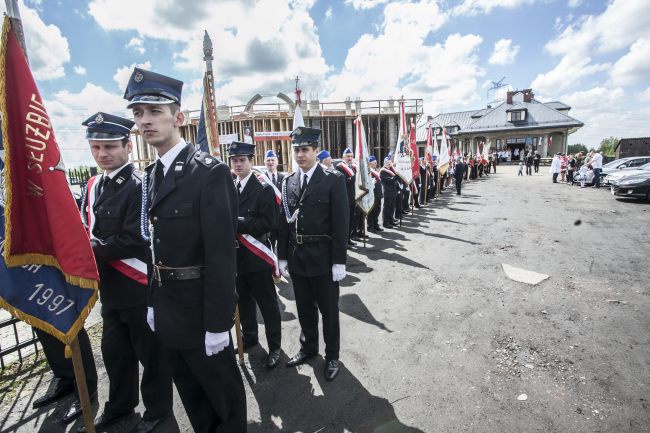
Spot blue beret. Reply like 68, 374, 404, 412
265, 149, 277, 158
432, 155, 438, 161
343, 148, 353, 155
82, 112, 134, 141
124, 67, 183, 108
368, 155, 377, 162
227, 141, 256, 157
317, 150, 331, 161
291, 126, 321, 147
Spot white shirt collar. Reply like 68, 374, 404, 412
104, 161, 131, 179
236, 171, 254, 190
156, 139, 187, 175
300, 162, 318, 183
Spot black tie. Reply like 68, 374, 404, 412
300, 174, 307, 196
154, 161, 165, 194
236, 181, 242, 195
272, 173, 277, 186
96, 176, 107, 200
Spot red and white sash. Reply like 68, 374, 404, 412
370, 169, 381, 182
337, 163, 354, 177
237, 234, 280, 278
258, 172, 282, 205
86, 175, 148, 285
380, 167, 395, 177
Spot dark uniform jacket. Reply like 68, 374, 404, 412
82, 163, 148, 309
264, 170, 285, 190
144, 143, 238, 350
371, 170, 383, 199
454, 163, 466, 181
278, 164, 348, 277
237, 175, 277, 274
335, 162, 356, 206
380, 167, 399, 197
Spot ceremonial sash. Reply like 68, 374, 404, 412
380, 167, 395, 177
237, 234, 280, 278
337, 163, 354, 177
258, 172, 282, 205
370, 169, 381, 182
85, 176, 148, 285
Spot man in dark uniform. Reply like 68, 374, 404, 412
418, 158, 427, 205
380, 157, 399, 228
125, 68, 246, 432
277, 126, 349, 381
263, 149, 283, 250
77, 112, 173, 433
335, 148, 357, 246
367, 156, 383, 232
454, 158, 466, 195
31, 328, 97, 424
229, 142, 282, 368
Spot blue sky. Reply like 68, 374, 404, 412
3, 0, 649, 167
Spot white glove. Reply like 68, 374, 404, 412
279, 259, 290, 278
205, 331, 230, 356
147, 307, 155, 332
332, 264, 346, 282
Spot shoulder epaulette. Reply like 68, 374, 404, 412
194, 151, 219, 168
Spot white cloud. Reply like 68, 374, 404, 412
18, 0, 70, 80
453, 0, 536, 16
344, 0, 390, 9
44, 83, 128, 167
488, 38, 519, 65
610, 38, 650, 86
113, 61, 153, 93
325, 5, 333, 19
567, 0, 582, 7
638, 87, 650, 102
545, 0, 650, 57
531, 54, 609, 96
125, 37, 145, 54
73, 65, 87, 75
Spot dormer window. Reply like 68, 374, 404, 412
506, 108, 527, 123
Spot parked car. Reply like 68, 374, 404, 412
604, 162, 650, 185
602, 156, 650, 176
610, 171, 650, 200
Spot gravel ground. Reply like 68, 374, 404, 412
1, 164, 648, 433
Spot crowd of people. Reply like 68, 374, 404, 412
549, 149, 604, 187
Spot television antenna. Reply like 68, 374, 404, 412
486, 77, 508, 106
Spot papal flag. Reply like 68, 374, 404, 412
0, 16, 98, 344
438, 127, 451, 175
391, 98, 413, 184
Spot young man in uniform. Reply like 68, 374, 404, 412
229, 142, 282, 368
124, 68, 246, 432
277, 126, 349, 381
78, 112, 173, 433
380, 157, 399, 228
367, 156, 383, 232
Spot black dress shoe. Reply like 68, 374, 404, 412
325, 359, 341, 381
62, 391, 97, 424
131, 416, 167, 433
77, 410, 134, 432
32, 379, 73, 408
374, 226, 384, 232
266, 349, 281, 368
286, 351, 316, 367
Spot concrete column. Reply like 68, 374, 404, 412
345, 117, 354, 151
388, 116, 396, 152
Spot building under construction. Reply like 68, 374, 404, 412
131, 94, 423, 171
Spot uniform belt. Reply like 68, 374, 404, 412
153, 265, 204, 281
291, 233, 332, 245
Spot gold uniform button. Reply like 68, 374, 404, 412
155, 239, 161, 244
153, 216, 158, 222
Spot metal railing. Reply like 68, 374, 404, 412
0, 316, 39, 369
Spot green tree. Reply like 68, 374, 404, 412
599, 136, 619, 156
568, 143, 588, 154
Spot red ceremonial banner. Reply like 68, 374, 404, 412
1, 17, 98, 290
409, 121, 419, 180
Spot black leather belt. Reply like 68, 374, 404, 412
291, 233, 332, 245
153, 265, 204, 281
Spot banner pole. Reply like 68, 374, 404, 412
70, 337, 96, 433
363, 215, 367, 249
234, 306, 245, 365
398, 189, 403, 227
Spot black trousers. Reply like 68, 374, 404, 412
290, 272, 340, 360
34, 327, 97, 395
368, 197, 381, 228
552, 173, 559, 183
348, 201, 357, 239
456, 179, 462, 195
526, 165, 532, 175
100, 304, 172, 420
383, 194, 396, 224
237, 268, 281, 351
402, 190, 410, 210
534, 162, 539, 173
163, 341, 246, 433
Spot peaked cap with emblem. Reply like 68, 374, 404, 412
124, 67, 183, 108
290, 126, 321, 148
82, 112, 134, 141
227, 141, 256, 157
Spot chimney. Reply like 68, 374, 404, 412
506, 91, 514, 104
523, 89, 534, 103
427, 115, 433, 122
